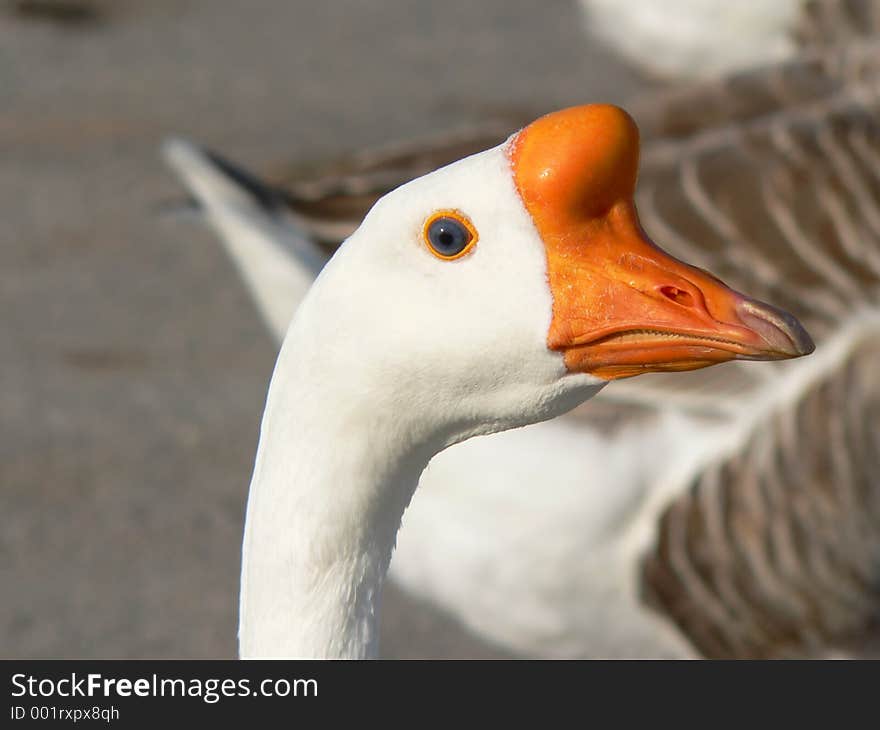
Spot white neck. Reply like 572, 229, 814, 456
236, 144, 604, 657
238, 323, 439, 658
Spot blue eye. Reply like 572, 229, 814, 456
424, 212, 477, 259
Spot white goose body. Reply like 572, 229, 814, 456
394, 313, 879, 657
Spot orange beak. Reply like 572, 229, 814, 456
508, 104, 814, 380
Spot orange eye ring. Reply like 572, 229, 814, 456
422, 209, 478, 261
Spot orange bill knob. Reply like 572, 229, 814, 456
507, 104, 813, 380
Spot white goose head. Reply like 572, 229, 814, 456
290, 104, 811, 440
242, 104, 813, 658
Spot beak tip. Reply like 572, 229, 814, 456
793, 329, 816, 357
736, 298, 814, 360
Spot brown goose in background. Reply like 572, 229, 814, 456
164, 39, 880, 658
631, 50, 880, 658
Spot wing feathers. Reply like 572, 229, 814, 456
641, 334, 880, 657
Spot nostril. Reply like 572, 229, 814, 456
659, 285, 694, 307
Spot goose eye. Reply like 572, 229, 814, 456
423, 211, 477, 260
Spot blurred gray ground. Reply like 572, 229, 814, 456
1, 0, 648, 657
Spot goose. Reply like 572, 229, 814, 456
182, 104, 809, 658
165, 41, 880, 658
577, 0, 880, 80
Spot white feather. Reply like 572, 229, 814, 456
578, 0, 807, 79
